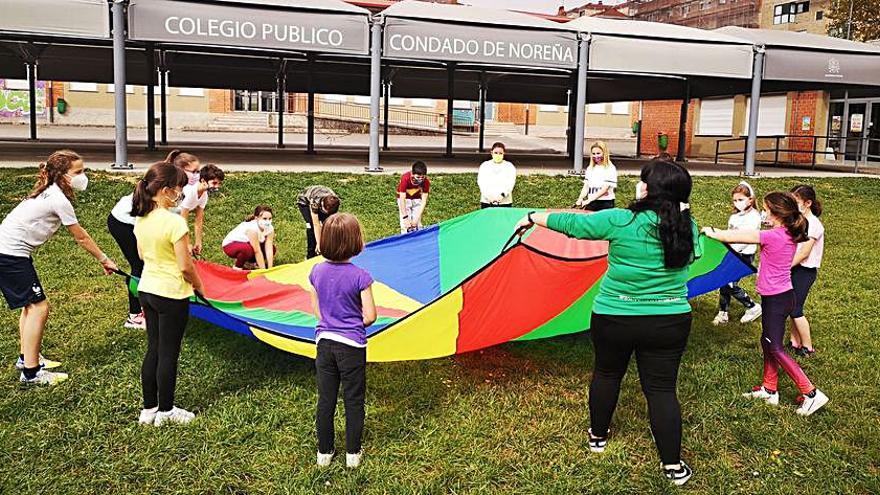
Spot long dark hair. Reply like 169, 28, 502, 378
764, 192, 808, 243
130, 161, 188, 217
790, 184, 822, 217
29, 149, 81, 201
628, 159, 695, 269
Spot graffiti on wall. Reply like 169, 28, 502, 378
0, 80, 46, 118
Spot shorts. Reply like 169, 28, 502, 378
790, 265, 818, 319
0, 254, 47, 309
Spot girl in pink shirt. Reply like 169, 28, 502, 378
704, 192, 829, 416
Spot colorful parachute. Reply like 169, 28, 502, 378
121, 208, 754, 362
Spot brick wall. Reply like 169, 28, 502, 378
495, 103, 537, 125
639, 99, 695, 157
208, 89, 232, 113
788, 91, 820, 164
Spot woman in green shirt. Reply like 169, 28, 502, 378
515, 160, 699, 486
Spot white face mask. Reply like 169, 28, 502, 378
733, 198, 750, 212
185, 170, 200, 186
635, 181, 647, 200
67, 173, 88, 192
258, 219, 273, 230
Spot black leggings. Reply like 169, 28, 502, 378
589, 312, 692, 465
316, 339, 366, 455
299, 204, 330, 259
107, 214, 143, 314
139, 292, 189, 412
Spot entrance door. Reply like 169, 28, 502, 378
844, 103, 867, 161
234, 90, 273, 112
869, 102, 880, 162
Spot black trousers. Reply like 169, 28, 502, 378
299, 204, 321, 259
316, 339, 366, 455
719, 254, 756, 312
139, 292, 189, 412
108, 214, 143, 314
585, 199, 615, 211
589, 312, 692, 465
480, 202, 512, 209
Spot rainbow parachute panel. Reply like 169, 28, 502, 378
123, 208, 754, 361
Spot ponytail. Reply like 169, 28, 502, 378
763, 192, 808, 243
165, 149, 199, 170
29, 149, 81, 201
790, 184, 822, 217
245, 205, 273, 222
130, 161, 189, 217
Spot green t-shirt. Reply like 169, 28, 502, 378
547, 208, 701, 316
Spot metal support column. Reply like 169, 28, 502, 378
159, 67, 168, 145
572, 37, 590, 174
277, 58, 286, 149
744, 46, 765, 177
367, 21, 382, 171
307, 56, 315, 154
478, 75, 486, 153
27, 62, 37, 140
383, 79, 390, 151
445, 62, 455, 158
675, 80, 690, 162
146, 44, 156, 151
111, 0, 130, 169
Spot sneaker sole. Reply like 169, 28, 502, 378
123, 323, 146, 330
740, 313, 762, 323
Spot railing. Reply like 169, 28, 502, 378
714, 134, 880, 173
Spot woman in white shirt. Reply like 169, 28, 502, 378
575, 141, 618, 211
477, 142, 517, 208
0, 150, 117, 386
222, 206, 277, 270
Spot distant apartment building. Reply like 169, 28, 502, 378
622, 0, 761, 29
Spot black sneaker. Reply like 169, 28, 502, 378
662, 461, 693, 486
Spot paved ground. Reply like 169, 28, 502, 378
0, 124, 875, 178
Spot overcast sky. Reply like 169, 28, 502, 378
462, 0, 625, 15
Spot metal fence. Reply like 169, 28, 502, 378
714, 134, 880, 172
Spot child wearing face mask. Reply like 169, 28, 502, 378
787, 185, 825, 357
575, 141, 617, 211
222, 206, 277, 270
703, 192, 829, 417
0, 150, 118, 386
397, 161, 430, 234
478, 142, 516, 208
179, 164, 226, 257
712, 181, 762, 326
132, 161, 205, 426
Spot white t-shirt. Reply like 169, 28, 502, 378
222, 220, 271, 247
800, 215, 825, 269
584, 163, 617, 201
110, 193, 135, 225
477, 160, 516, 205
179, 184, 208, 212
727, 208, 762, 255
0, 184, 79, 258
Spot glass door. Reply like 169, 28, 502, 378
844, 103, 867, 161
869, 102, 880, 162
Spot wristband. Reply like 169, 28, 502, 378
402, 215, 409, 219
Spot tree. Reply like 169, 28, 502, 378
827, 0, 880, 42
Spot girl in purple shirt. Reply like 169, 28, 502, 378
704, 192, 829, 417
309, 213, 376, 468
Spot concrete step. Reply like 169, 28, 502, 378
483, 122, 522, 135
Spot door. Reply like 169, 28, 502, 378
844, 103, 867, 161
869, 102, 880, 162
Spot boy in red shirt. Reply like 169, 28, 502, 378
397, 161, 430, 234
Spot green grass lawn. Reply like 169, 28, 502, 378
1, 169, 878, 494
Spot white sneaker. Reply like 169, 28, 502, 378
712, 311, 729, 326
124, 312, 147, 330
153, 406, 195, 426
15, 354, 62, 370
662, 461, 693, 486
317, 451, 335, 467
138, 407, 159, 425
740, 304, 762, 323
588, 428, 608, 453
743, 386, 779, 405
796, 389, 829, 416
19, 369, 69, 386
346, 452, 363, 468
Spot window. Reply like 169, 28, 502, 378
773, 1, 809, 24
177, 87, 204, 97
538, 105, 559, 112
816, 10, 823, 20
411, 98, 434, 107
353, 96, 371, 104
744, 95, 787, 136
322, 94, 346, 102
587, 103, 606, 114
106, 84, 135, 94
697, 97, 734, 135
4, 79, 29, 90
610, 101, 630, 115
69, 82, 98, 92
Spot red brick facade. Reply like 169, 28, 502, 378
638, 100, 694, 157
208, 89, 232, 113
788, 91, 820, 164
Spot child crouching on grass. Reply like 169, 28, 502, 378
309, 213, 376, 468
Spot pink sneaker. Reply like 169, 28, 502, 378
124, 312, 146, 330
